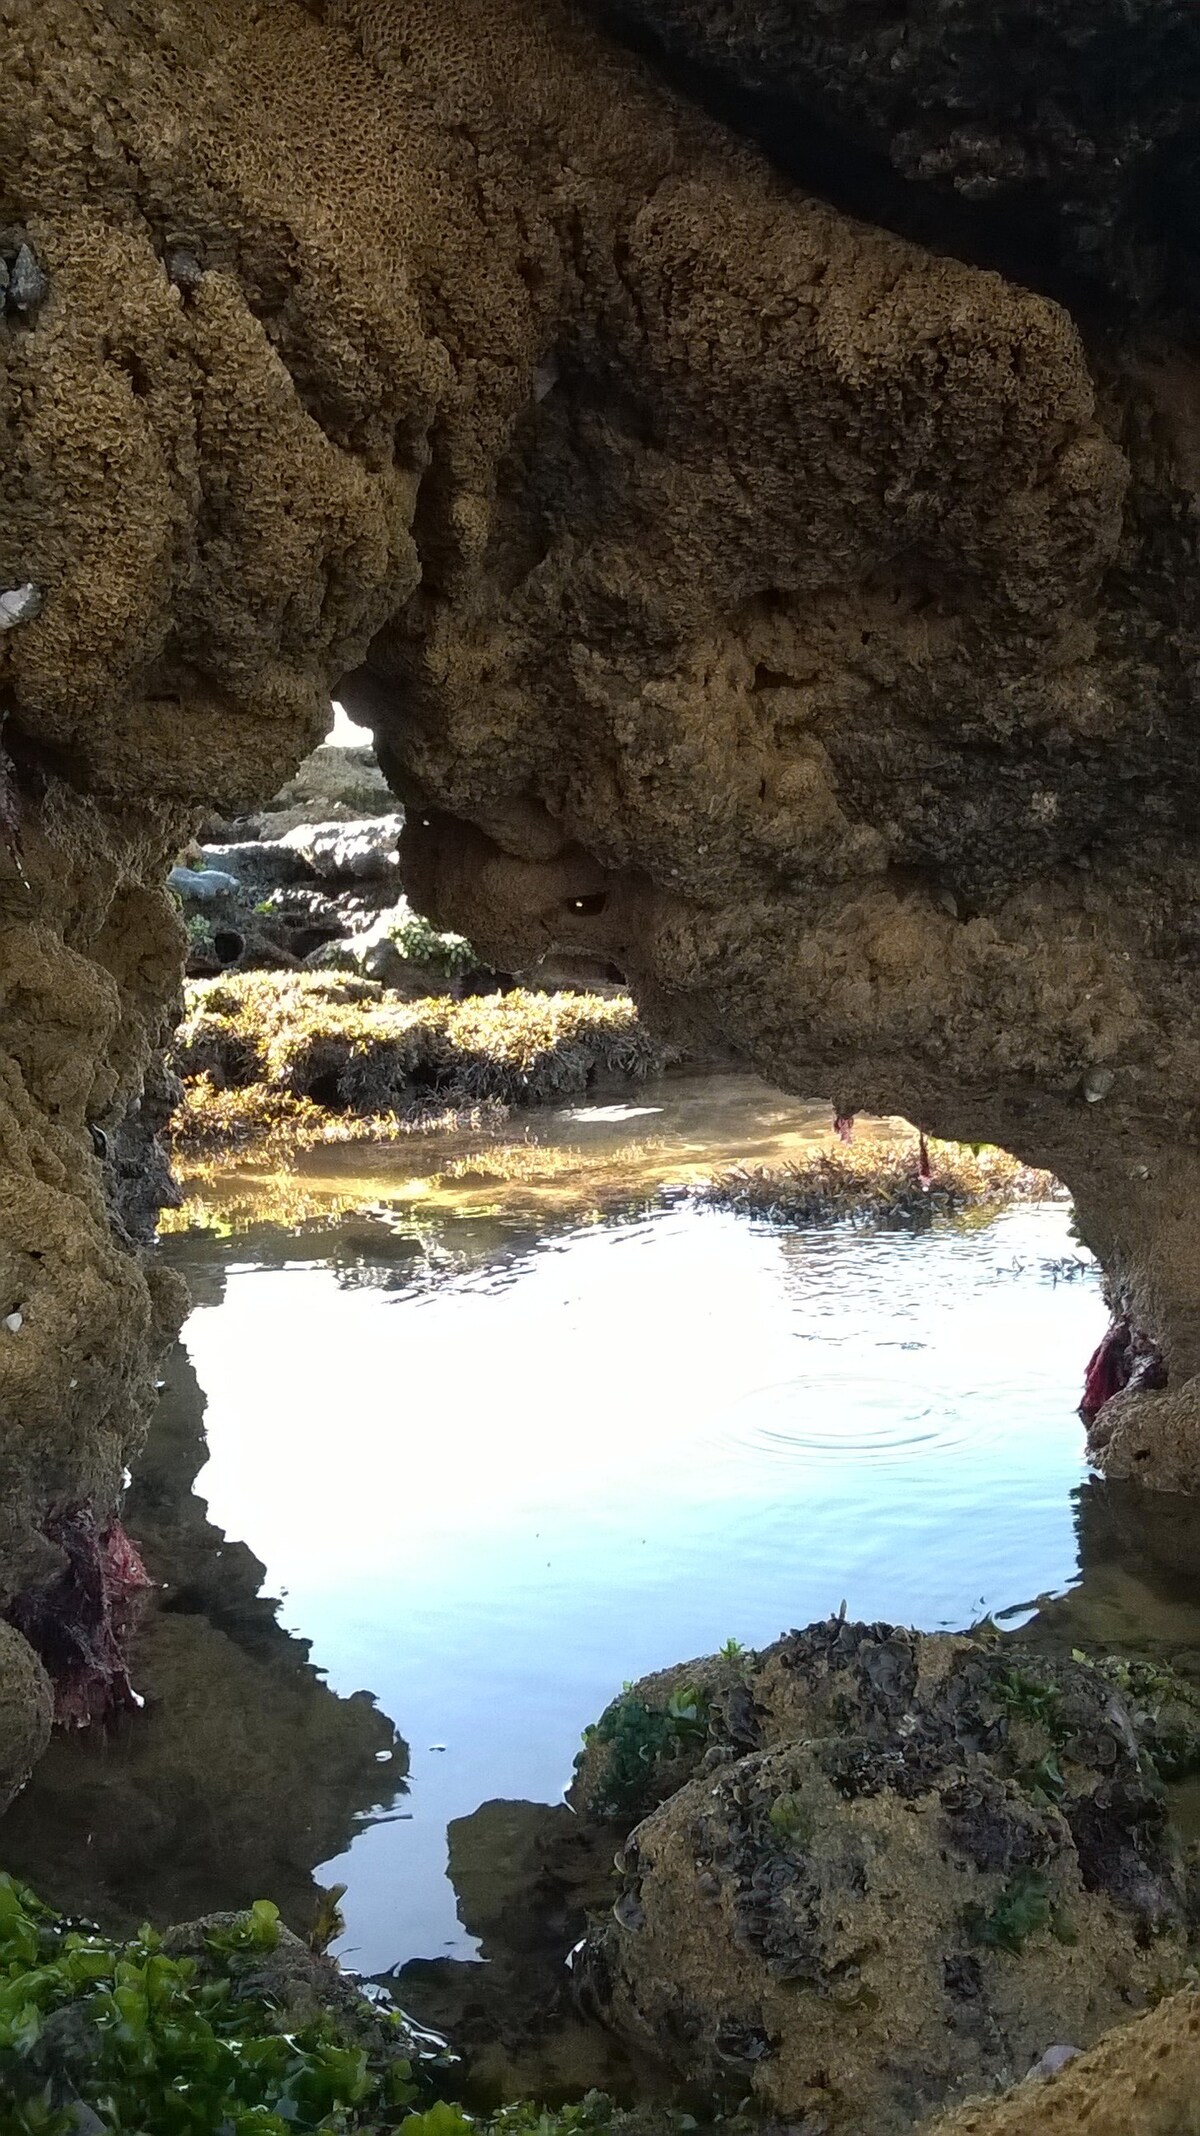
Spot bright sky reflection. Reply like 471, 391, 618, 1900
180, 1195, 1106, 1974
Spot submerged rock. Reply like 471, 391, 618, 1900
575, 1621, 1194, 2133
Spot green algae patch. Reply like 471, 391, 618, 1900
169, 974, 672, 1162
703, 1137, 1060, 1228
0, 1878, 691, 2136
0, 1877, 427, 2135
963, 1868, 1077, 1956
581, 1686, 710, 1822
1076, 1652, 1200, 1784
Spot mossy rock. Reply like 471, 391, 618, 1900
576, 1621, 1194, 2134
569, 1652, 764, 1826
0, 1626, 52, 1816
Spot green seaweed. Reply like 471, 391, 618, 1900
963, 1868, 1074, 1956
1092, 1657, 1200, 1783
0, 1876, 424, 2136
0, 1877, 696, 2136
1017, 1751, 1067, 1805
583, 1685, 709, 1819
767, 1793, 813, 1849
989, 1669, 1065, 1741
387, 913, 477, 979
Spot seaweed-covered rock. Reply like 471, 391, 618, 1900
162, 1911, 425, 2064
576, 1621, 1194, 2133
569, 1651, 762, 1824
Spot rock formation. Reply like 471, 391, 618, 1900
572, 1620, 1199, 2134
3, 0, 1200, 1986
7, 21, 1200, 2134
922, 1984, 1200, 2136
3, 0, 1199, 1574
171, 735, 490, 987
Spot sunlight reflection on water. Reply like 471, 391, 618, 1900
174, 1162, 1104, 1972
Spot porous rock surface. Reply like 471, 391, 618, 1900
0, 1620, 52, 1815
3, 0, 1200, 1752
575, 1620, 1195, 2134
920, 1985, 1200, 2136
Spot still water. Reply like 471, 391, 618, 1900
5, 1073, 1198, 2013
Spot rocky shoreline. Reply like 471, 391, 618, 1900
3, 1617, 1199, 2136
172, 741, 491, 996
567, 1619, 1200, 2132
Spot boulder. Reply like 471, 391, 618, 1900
276, 815, 405, 882
921, 1985, 1200, 2136
575, 1621, 1195, 2135
168, 865, 242, 902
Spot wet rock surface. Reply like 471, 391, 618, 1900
575, 1620, 1197, 2132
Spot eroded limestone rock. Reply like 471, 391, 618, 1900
0, 1622, 52, 1816
1, 0, 1199, 1755
920, 1984, 1200, 2136
574, 1621, 1195, 2133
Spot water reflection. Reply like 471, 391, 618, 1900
0, 1327, 407, 1936
4, 1074, 1198, 2021
1022, 1477, 1200, 1663
394, 1799, 649, 2106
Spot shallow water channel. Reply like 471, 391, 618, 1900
6, 1071, 1200, 2077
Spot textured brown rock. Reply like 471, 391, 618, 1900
920, 1985, 1200, 2136
1, 0, 1200, 1755
576, 1622, 1195, 2134
0, 1622, 52, 1814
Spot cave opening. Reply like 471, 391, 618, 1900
9, 703, 1195, 2076
4, 0, 1200, 2119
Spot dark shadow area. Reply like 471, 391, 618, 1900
391, 1798, 662, 2109
0, 1329, 408, 1938
590, 0, 1200, 326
